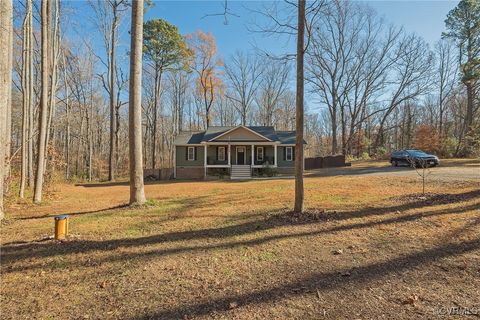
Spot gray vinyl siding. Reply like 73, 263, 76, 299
176, 145, 298, 168
253, 146, 275, 165
207, 145, 228, 165
176, 146, 204, 167
277, 146, 295, 167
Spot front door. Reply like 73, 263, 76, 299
236, 147, 245, 165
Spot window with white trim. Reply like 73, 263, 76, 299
256, 147, 264, 161
218, 146, 225, 161
187, 147, 195, 161
286, 146, 293, 161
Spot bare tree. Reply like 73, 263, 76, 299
33, 0, 50, 204
306, 1, 392, 155
128, 0, 146, 204
0, 0, 13, 219
90, 0, 128, 181
19, 0, 33, 198
186, 30, 223, 128
435, 39, 458, 139
294, 0, 305, 213
256, 60, 290, 126
224, 51, 263, 125
407, 157, 434, 195
4, 0, 13, 186
215, 92, 237, 126
167, 70, 191, 134
373, 34, 434, 151
44, 0, 60, 175
61, 49, 71, 180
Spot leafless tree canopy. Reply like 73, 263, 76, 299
0, 0, 477, 207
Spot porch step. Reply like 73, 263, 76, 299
231, 165, 251, 179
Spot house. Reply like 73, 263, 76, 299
173, 125, 304, 179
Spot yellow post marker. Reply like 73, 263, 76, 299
54, 215, 69, 240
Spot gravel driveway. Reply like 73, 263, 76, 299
307, 159, 480, 182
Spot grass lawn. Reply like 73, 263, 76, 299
1, 160, 479, 319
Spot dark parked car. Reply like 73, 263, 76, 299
390, 149, 440, 167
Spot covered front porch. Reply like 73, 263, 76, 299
203, 142, 279, 179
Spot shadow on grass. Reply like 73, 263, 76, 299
75, 178, 258, 188
130, 237, 480, 319
16, 204, 130, 220
2, 198, 478, 273
15, 195, 215, 221
3, 189, 478, 256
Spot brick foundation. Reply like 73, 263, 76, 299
175, 166, 204, 179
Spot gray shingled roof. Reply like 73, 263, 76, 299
276, 131, 306, 144
276, 131, 297, 144
247, 126, 278, 141
174, 126, 301, 145
174, 131, 205, 145
201, 126, 232, 141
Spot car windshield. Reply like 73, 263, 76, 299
407, 150, 428, 156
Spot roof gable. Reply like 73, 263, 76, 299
201, 126, 232, 141
208, 125, 272, 142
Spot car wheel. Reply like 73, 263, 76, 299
393, 161, 398, 167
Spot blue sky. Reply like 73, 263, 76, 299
144, 1, 457, 57
62, 0, 458, 113
368, 1, 457, 45
65, 0, 458, 64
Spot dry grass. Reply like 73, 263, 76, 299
1, 160, 479, 319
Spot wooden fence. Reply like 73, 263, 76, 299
305, 155, 348, 170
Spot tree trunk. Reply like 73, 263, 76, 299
152, 69, 161, 171
33, 0, 50, 204
20, 0, 32, 198
4, 0, 13, 194
340, 105, 346, 155
44, 0, 59, 175
63, 51, 70, 180
464, 83, 474, 154
27, 18, 34, 188
0, 0, 13, 219
294, 0, 305, 214
128, 0, 146, 205
108, 2, 118, 181
331, 108, 337, 154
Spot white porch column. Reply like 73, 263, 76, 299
251, 144, 254, 166
204, 144, 207, 178
251, 144, 254, 175
228, 144, 231, 166
274, 144, 278, 167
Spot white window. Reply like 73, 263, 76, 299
187, 147, 195, 161
257, 147, 264, 161
218, 147, 225, 161
286, 147, 293, 161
